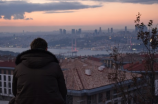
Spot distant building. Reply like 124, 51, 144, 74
99, 27, 102, 33
135, 25, 148, 33
111, 28, 113, 33
76, 30, 78, 34
125, 26, 127, 36
80, 34, 85, 38
59, 29, 62, 34
108, 28, 110, 33
143, 25, 148, 32
78, 28, 82, 34
63, 29, 66, 34
0, 67, 14, 97
72, 29, 75, 34
135, 26, 138, 33
125, 26, 127, 32
0, 60, 15, 100
94, 29, 98, 35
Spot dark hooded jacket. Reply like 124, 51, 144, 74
12, 49, 67, 104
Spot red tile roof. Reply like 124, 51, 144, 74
0, 60, 16, 67
124, 61, 158, 71
61, 58, 140, 90
123, 62, 139, 70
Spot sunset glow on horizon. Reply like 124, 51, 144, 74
0, 0, 158, 32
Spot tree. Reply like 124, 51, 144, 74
109, 13, 158, 104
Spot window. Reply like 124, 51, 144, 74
0, 69, 1, 74
91, 95, 97, 104
4, 82, 6, 87
0, 88, 2, 93
106, 91, 111, 100
9, 89, 12, 94
98, 93, 103, 103
4, 75, 6, 81
0, 82, 1, 87
66, 95, 73, 104
9, 82, 11, 88
87, 96, 91, 104
113, 89, 117, 98
4, 88, 7, 94
0, 75, 1, 80
8, 76, 11, 81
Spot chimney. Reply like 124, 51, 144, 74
85, 69, 91, 76
98, 66, 105, 71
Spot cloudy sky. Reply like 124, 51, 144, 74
0, 0, 158, 32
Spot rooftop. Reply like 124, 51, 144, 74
123, 61, 158, 71
0, 56, 140, 91
61, 57, 140, 90
117, 53, 145, 63
0, 60, 16, 67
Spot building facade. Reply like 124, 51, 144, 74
0, 67, 14, 100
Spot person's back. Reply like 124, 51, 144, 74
11, 38, 67, 104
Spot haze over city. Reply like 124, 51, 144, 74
0, 0, 158, 32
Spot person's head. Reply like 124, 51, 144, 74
30, 38, 48, 50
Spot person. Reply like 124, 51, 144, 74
11, 38, 67, 104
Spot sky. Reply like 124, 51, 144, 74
0, 0, 158, 32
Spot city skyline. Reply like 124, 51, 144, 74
0, 0, 158, 32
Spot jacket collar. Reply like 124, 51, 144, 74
15, 49, 59, 65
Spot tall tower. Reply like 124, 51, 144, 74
99, 27, 102, 33
63, 29, 66, 34
125, 26, 127, 36
135, 26, 138, 33
125, 26, 127, 32
72, 29, 75, 34
59, 29, 62, 34
111, 28, 113, 33
72, 39, 73, 52
75, 39, 77, 51
78, 28, 81, 34
76, 29, 78, 34
94, 29, 98, 35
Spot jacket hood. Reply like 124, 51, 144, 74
15, 49, 59, 68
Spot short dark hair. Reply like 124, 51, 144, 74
30, 38, 47, 50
